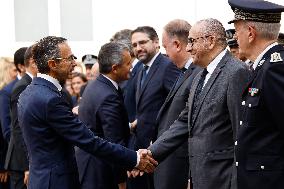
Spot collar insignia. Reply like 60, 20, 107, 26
257, 59, 265, 67
270, 52, 283, 62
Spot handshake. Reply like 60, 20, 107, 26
128, 149, 157, 178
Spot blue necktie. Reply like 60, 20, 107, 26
140, 65, 149, 88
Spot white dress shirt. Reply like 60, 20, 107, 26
203, 49, 227, 88
102, 74, 119, 90
144, 52, 160, 73
37, 73, 62, 91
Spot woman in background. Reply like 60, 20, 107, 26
71, 72, 87, 107
0, 57, 17, 189
0, 57, 17, 89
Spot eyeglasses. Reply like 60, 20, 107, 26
187, 35, 211, 47
54, 55, 77, 62
132, 39, 151, 48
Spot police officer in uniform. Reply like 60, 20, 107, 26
228, 0, 284, 188
278, 33, 284, 46
226, 29, 240, 59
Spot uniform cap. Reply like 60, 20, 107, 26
228, 0, 284, 24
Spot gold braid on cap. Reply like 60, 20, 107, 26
234, 8, 281, 23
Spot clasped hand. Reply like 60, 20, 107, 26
128, 149, 157, 178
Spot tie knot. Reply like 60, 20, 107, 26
248, 61, 254, 71
202, 68, 208, 77
181, 67, 187, 73
143, 65, 149, 70
117, 86, 123, 96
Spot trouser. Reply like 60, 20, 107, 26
127, 173, 154, 189
0, 178, 11, 189
9, 171, 25, 189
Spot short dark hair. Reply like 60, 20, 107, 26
14, 47, 28, 72
131, 26, 159, 41
98, 42, 129, 74
24, 44, 35, 67
32, 36, 67, 74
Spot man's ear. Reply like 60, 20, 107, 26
112, 64, 119, 74
31, 61, 39, 74
174, 40, 182, 52
48, 60, 57, 71
207, 36, 216, 50
153, 39, 160, 49
31, 61, 37, 69
17, 64, 26, 73
248, 25, 256, 44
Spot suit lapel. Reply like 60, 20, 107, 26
23, 73, 32, 84
135, 65, 143, 104
136, 54, 161, 106
140, 59, 160, 93
188, 72, 200, 127
157, 64, 196, 123
132, 61, 143, 103
97, 74, 118, 94
163, 73, 180, 104
242, 67, 260, 97
166, 64, 195, 103
174, 65, 196, 94
191, 51, 229, 127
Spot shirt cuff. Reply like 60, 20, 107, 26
135, 151, 140, 167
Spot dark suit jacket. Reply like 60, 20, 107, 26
18, 77, 137, 189
4, 74, 31, 172
0, 78, 18, 170
153, 63, 201, 189
149, 51, 250, 189
134, 53, 180, 149
76, 74, 130, 189
0, 78, 19, 141
122, 61, 142, 122
236, 45, 284, 189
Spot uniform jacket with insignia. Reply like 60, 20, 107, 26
236, 44, 284, 189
